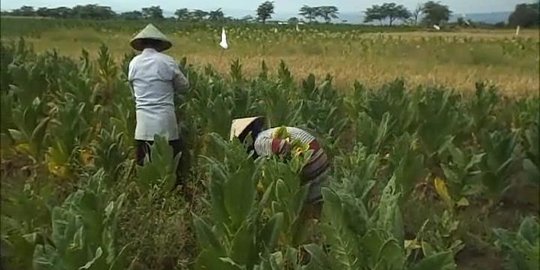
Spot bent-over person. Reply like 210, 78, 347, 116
229, 116, 330, 220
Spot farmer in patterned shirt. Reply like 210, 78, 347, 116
229, 116, 330, 219
128, 24, 190, 186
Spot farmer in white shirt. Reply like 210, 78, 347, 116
128, 24, 190, 185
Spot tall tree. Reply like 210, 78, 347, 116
364, 5, 385, 25
257, 1, 274, 24
288, 17, 300, 24
175, 8, 190, 21
364, 3, 411, 26
12, 6, 35, 16
96, 5, 116, 19
411, 4, 423, 25
72, 4, 116, 20
142, 6, 164, 20
49, 7, 73, 18
421, 1, 451, 26
508, 2, 540, 27
121, 11, 143, 20
36, 7, 50, 17
208, 8, 225, 21
190, 9, 209, 21
384, 3, 410, 26
317, 6, 339, 23
299, 5, 317, 23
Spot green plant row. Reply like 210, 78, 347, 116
0, 38, 538, 269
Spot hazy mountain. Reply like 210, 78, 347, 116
453, 12, 511, 24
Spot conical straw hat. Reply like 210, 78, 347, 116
130, 23, 172, 52
229, 116, 264, 141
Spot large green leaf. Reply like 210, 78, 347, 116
259, 213, 284, 252
193, 214, 224, 253
302, 244, 334, 270
518, 217, 539, 246
230, 223, 257, 267
374, 176, 404, 244
410, 251, 456, 270
224, 157, 258, 228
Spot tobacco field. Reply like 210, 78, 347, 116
0, 36, 539, 270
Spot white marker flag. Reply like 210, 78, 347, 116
296, 24, 300, 32
515, 25, 520, 37
462, 13, 471, 26
219, 27, 228, 49
433, 24, 440, 30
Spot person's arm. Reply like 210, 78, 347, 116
254, 132, 291, 157
170, 60, 190, 94
127, 60, 135, 95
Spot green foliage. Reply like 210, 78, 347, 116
141, 6, 163, 20
194, 134, 311, 269
440, 141, 484, 197
298, 6, 340, 23
32, 170, 128, 270
93, 126, 130, 182
321, 176, 457, 270
494, 216, 540, 270
257, 1, 275, 24
421, 1, 452, 26
317, 6, 340, 23
136, 135, 181, 192
508, 2, 540, 28
478, 129, 518, 199
364, 3, 412, 26
0, 41, 538, 270
522, 123, 539, 185
1, 178, 55, 269
299, 6, 318, 23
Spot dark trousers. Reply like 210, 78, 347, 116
135, 139, 186, 186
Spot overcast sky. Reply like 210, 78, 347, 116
0, 0, 528, 14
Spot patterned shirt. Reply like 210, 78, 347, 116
254, 127, 316, 156
254, 127, 330, 203
128, 48, 189, 141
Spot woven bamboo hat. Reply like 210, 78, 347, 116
229, 116, 265, 141
130, 23, 172, 52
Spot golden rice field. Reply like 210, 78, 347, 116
1, 17, 539, 96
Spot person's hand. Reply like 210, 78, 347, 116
279, 141, 292, 158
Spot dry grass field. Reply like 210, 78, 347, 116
2, 18, 538, 95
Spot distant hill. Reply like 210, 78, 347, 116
452, 12, 511, 24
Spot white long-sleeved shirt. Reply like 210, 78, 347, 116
128, 48, 189, 141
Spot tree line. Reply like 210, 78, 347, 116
2, 1, 538, 27
363, 1, 539, 27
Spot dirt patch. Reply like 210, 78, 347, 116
456, 246, 505, 270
